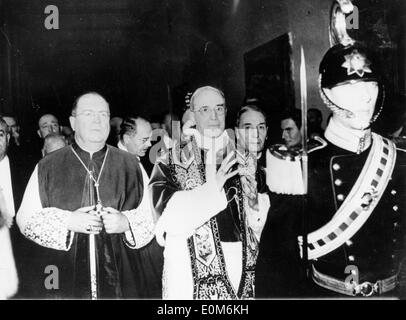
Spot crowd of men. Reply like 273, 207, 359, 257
1, 4, 406, 299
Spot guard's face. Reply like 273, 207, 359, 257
38, 115, 60, 138
70, 94, 110, 145
0, 123, 10, 160
325, 81, 378, 130
281, 118, 302, 149
192, 89, 226, 138
236, 110, 268, 153
124, 120, 152, 158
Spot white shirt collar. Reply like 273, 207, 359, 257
192, 130, 233, 165
117, 140, 128, 152
192, 129, 231, 153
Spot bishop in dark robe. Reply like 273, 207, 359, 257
16, 92, 154, 299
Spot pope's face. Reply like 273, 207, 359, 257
70, 94, 110, 146
192, 89, 226, 138
325, 81, 378, 130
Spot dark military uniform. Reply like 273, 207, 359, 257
305, 139, 406, 298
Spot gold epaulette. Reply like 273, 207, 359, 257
269, 136, 327, 161
269, 144, 301, 161
308, 136, 328, 153
392, 136, 406, 153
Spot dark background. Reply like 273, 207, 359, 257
0, 0, 404, 142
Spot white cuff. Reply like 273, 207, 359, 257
23, 207, 74, 251
155, 180, 227, 246
122, 209, 155, 249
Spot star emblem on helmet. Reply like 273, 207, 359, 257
341, 49, 372, 77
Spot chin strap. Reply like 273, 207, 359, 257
319, 76, 385, 126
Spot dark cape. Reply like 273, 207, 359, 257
23, 143, 146, 298
255, 192, 307, 298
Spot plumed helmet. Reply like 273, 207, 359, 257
319, 42, 381, 89
319, 0, 385, 124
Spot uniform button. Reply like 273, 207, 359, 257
345, 240, 353, 246
333, 163, 341, 171
393, 205, 399, 212
391, 190, 397, 195
335, 179, 343, 186
337, 194, 345, 201
394, 222, 398, 228
348, 255, 355, 262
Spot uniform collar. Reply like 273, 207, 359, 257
325, 117, 372, 154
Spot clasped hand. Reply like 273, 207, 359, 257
66, 206, 130, 234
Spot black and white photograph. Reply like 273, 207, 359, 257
0, 0, 405, 306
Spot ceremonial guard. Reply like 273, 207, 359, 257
299, 0, 406, 298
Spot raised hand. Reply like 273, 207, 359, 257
213, 151, 240, 191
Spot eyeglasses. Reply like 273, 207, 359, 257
73, 111, 110, 119
193, 106, 226, 116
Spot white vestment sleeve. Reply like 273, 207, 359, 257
16, 165, 74, 251
122, 206, 154, 249
155, 180, 227, 245
122, 163, 155, 249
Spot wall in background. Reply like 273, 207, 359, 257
0, 0, 404, 138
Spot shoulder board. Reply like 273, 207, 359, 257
393, 136, 406, 152
308, 136, 328, 154
269, 144, 301, 161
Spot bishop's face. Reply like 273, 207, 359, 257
70, 94, 111, 146
324, 81, 378, 130
191, 89, 226, 138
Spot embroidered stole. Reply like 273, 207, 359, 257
168, 139, 256, 299
299, 133, 397, 260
